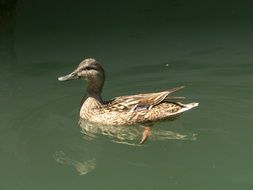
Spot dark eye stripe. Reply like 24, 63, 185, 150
84, 66, 97, 70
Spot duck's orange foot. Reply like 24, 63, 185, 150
140, 127, 151, 144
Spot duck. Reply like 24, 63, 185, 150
58, 58, 199, 144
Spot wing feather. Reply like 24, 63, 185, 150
106, 86, 184, 112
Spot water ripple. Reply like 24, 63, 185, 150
79, 119, 197, 145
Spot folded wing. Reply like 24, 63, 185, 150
106, 86, 185, 112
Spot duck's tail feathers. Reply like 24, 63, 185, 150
176, 102, 199, 114
164, 96, 186, 101
167, 86, 185, 95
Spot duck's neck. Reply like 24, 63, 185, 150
84, 81, 104, 108
87, 81, 103, 97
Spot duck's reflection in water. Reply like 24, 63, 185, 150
53, 119, 196, 175
79, 119, 197, 146
53, 150, 96, 175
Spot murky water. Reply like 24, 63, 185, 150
1, 1, 253, 190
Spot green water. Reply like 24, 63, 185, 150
1, 1, 253, 189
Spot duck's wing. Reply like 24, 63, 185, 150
106, 86, 185, 112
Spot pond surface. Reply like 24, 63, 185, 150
1, 1, 253, 190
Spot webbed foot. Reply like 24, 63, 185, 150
140, 126, 151, 144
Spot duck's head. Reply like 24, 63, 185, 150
58, 58, 105, 82
58, 58, 105, 94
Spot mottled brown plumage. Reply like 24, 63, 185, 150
58, 58, 198, 144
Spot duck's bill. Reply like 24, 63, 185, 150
58, 72, 79, 81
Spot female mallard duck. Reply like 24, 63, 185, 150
58, 58, 198, 144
